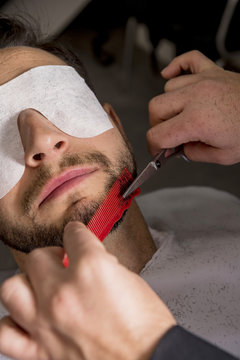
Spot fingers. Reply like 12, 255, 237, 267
26, 247, 64, 274
148, 90, 187, 127
25, 247, 64, 291
161, 50, 216, 79
63, 222, 106, 267
0, 274, 36, 332
147, 112, 199, 155
0, 316, 45, 360
164, 73, 201, 92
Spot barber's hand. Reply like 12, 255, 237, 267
0, 222, 175, 360
147, 50, 240, 165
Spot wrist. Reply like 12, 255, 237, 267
132, 321, 177, 360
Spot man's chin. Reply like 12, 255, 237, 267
64, 206, 128, 239
0, 199, 102, 253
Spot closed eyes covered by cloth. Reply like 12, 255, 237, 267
0, 65, 112, 199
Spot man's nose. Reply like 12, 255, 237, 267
18, 109, 69, 167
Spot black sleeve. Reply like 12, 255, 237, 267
150, 325, 239, 360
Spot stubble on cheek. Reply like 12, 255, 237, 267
20, 166, 53, 215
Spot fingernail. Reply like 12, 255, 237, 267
64, 221, 85, 233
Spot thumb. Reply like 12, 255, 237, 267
161, 50, 216, 79
63, 222, 105, 266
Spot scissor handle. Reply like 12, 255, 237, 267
154, 145, 189, 168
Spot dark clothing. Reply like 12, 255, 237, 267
151, 326, 238, 360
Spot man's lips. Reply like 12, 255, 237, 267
38, 167, 97, 207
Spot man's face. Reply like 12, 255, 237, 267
0, 47, 136, 253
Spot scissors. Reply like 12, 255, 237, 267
123, 145, 189, 199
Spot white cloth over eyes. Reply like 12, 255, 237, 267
0, 65, 113, 199
0, 186, 240, 359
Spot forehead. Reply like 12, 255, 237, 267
0, 46, 66, 85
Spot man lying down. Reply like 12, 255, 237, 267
0, 16, 239, 359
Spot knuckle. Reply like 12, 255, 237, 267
78, 251, 103, 278
164, 79, 175, 92
0, 277, 17, 303
193, 78, 209, 93
146, 127, 161, 149
50, 284, 76, 322
146, 127, 154, 142
148, 95, 162, 113
49, 284, 84, 331
149, 94, 170, 126
175, 50, 202, 64
148, 97, 156, 113
77, 250, 115, 284
191, 49, 202, 59
195, 78, 219, 94
148, 95, 159, 107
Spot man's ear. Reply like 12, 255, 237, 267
103, 103, 124, 132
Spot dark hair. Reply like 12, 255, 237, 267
0, 14, 94, 91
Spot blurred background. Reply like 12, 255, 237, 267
1, 0, 240, 198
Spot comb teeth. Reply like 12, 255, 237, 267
87, 168, 140, 241
63, 168, 140, 268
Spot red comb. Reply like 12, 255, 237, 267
87, 168, 140, 241
63, 168, 140, 267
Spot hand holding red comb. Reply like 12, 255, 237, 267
0, 221, 175, 360
63, 168, 140, 268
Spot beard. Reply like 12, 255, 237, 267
0, 142, 137, 253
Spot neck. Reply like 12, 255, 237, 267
103, 200, 156, 273
11, 201, 156, 274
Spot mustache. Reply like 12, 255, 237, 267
21, 151, 112, 214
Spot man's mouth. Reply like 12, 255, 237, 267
38, 167, 98, 207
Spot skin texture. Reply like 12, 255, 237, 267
0, 222, 176, 360
0, 46, 156, 273
147, 50, 240, 165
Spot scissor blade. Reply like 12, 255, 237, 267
123, 160, 158, 198
123, 145, 188, 199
